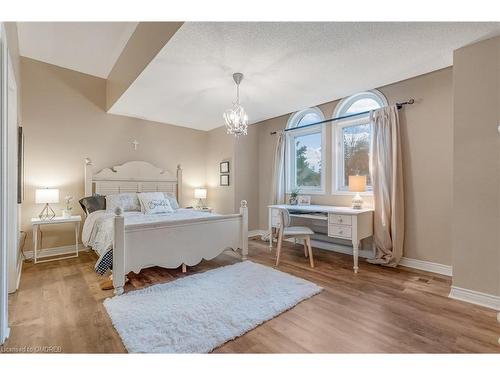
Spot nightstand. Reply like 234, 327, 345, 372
31, 215, 82, 264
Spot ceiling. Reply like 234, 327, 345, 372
109, 22, 500, 131
18, 22, 137, 78
17, 22, 500, 130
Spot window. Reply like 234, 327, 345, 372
332, 90, 387, 194
286, 108, 325, 194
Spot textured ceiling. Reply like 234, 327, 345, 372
18, 22, 137, 78
109, 22, 500, 131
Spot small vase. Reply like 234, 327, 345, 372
289, 198, 298, 205
62, 210, 71, 218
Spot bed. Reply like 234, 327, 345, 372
83, 159, 248, 295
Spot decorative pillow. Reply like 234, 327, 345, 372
138, 192, 174, 214
79, 195, 106, 215
163, 192, 179, 210
106, 193, 141, 212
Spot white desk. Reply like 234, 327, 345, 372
31, 215, 82, 264
268, 204, 374, 273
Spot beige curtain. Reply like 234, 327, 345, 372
270, 130, 286, 205
263, 131, 286, 241
368, 105, 404, 266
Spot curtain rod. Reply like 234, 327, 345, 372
269, 99, 415, 135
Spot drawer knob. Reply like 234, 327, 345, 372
338, 218, 343, 222
339, 230, 343, 234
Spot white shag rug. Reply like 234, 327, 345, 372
104, 261, 322, 353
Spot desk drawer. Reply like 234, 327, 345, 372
329, 214, 352, 226
328, 224, 352, 239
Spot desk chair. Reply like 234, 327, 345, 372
276, 208, 315, 268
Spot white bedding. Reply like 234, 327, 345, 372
83, 209, 218, 256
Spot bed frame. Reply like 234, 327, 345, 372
84, 158, 248, 295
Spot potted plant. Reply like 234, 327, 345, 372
289, 188, 300, 205
62, 195, 73, 218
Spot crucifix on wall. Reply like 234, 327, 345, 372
132, 140, 139, 150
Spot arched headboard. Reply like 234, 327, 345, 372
84, 159, 183, 205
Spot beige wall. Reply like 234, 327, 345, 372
21, 57, 207, 249
206, 126, 235, 215
452, 36, 500, 296
255, 68, 454, 265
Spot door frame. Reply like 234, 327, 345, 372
0, 22, 10, 345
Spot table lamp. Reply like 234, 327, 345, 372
194, 188, 207, 209
35, 188, 59, 220
348, 175, 366, 209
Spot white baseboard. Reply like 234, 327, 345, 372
449, 286, 500, 311
399, 257, 452, 277
23, 244, 89, 260
248, 230, 266, 238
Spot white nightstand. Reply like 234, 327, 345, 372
31, 215, 82, 264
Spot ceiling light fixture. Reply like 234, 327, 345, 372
224, 72, 248, 137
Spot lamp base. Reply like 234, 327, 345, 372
196, 198, 205, 209
352, 193, 363, 209
39, 203, 56, 220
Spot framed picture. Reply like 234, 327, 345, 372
220, 161, 230, 174
297, 195, 311, 206
220, 174, 230, 186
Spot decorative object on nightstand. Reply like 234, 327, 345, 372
35, 188, 59, 220
349, 175, 366, 209
194, 188, 207, 209
31, 215, 82, 264
62, 195, 73, 218
196, 207, 213, 213
297, 195, 311, 206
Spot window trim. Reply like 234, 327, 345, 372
285, 107, 326, 195
331, 90, 387, 195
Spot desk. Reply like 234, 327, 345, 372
268, 204, 374, 273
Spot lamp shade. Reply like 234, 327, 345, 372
194, 188, 207, 199
35, 188, 59, 204
348, 175, 367, 193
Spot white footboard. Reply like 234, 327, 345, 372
112, 201, 249, 295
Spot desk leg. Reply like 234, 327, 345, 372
33, 225, 38, 264
75, 221, 80, 256
352, 240, 359, 273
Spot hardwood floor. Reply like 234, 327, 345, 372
3, 239, 500, 353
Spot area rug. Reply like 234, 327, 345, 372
103, 261, 322, 353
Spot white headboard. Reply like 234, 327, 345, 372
84, 159, 183, 205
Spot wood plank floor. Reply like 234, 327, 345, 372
3, 239, 500, 353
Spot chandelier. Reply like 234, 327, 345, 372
224, 73, 248, 137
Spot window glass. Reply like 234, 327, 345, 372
294, 131, 322, 188
341, 123, 371, 187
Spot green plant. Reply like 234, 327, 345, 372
290, 188, 300, 199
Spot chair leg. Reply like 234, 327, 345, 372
303, 239, 308, 258
306, 236, 314, 268
276, 231, 283, 267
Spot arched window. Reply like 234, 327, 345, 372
286, 107, 326, 194
332, 90, 387, 193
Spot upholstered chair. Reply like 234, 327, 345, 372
275, 208, 315, 268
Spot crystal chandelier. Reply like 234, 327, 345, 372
224, 73, 248, 137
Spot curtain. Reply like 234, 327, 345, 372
270, 130, 286, 205
368, 105, 404, 266
263, 130, 286, 241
